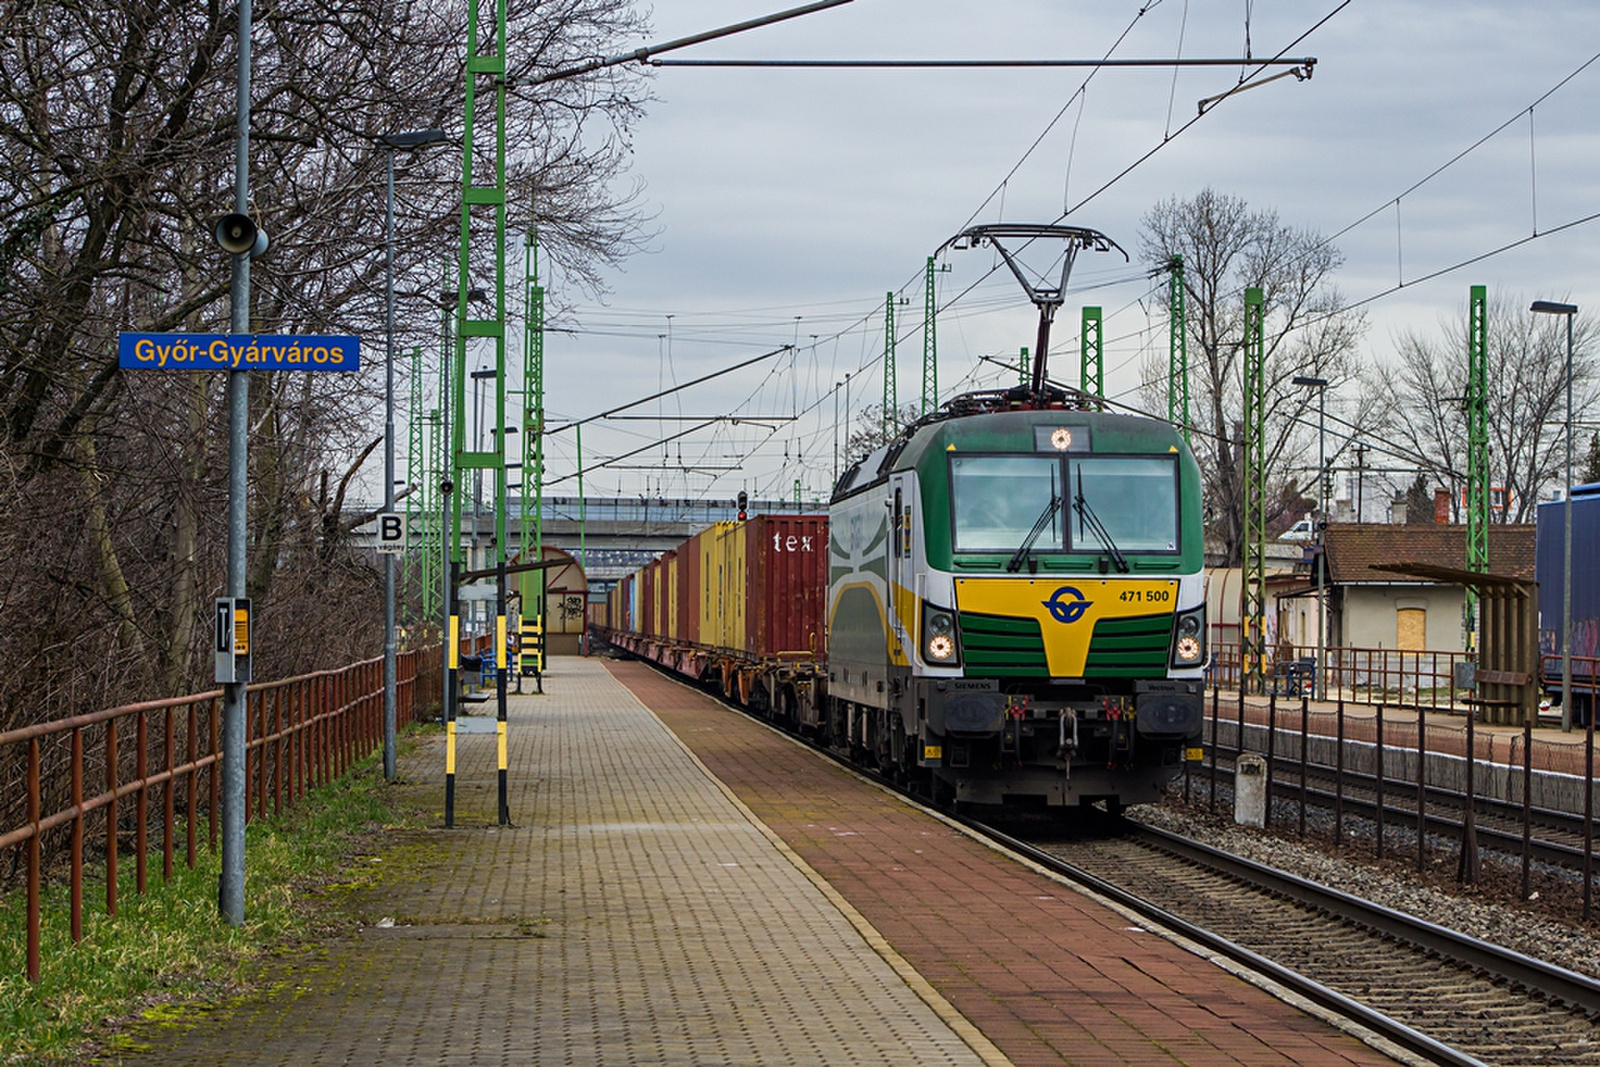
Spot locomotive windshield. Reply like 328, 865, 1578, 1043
951, 454, 1178, 555
1068, 457, 1179, 553
950, 455, 1060, 552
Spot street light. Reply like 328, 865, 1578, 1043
380, 127, 446, 781
844, 372, 852, 466
832, 379, 842, 486
1531, 299, 1578, 733
1293, 375, 1329, 700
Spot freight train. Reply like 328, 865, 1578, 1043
599, 386, 1207, 812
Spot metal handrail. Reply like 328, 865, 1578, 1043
2, 645, 442, 982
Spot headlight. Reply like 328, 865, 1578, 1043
923, 605, 960, 665
1170, 605, 1206, 668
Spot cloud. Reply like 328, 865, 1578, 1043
519, 0, 1600, 498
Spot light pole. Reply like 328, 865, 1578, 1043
1293, 375, 1329, 699
844, 372, 852, 464
832, 379, 842, 486
1531, 299, 1578, 732
379, 128, 446, 781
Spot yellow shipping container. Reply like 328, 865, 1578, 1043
700, 521, 745, 653
665, 550, 679, 640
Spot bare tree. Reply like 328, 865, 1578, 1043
844, 402, 921, 468
1138, 189, 1368, 564
1370, 292, 1598, 524
0, 0, 654, 725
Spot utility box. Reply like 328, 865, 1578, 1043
213, 597, 251, 684
1235, 753, 1266, 828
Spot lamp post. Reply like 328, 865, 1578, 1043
844, 372, 852, 463
1293, 375, 1329, 700
379, 128, 446, 781
832, 379, 842, 486
1531, 300, 1578, 733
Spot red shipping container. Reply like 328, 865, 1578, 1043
744, 514, 828, 659
677, 536, 701, 646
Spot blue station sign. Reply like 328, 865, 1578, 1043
118, 332, 360, 373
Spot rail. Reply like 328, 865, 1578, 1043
1, 645, 442, 982
1185, 679, 1600, 920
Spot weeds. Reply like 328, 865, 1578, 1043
0, 745, 422, 1064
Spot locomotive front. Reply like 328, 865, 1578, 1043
828, 401, 1206, 811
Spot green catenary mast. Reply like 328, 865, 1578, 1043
1080, 305, 1103, 406
922, 256, 941, 416
1241, 287, 1268, 694
1464, 284, 1489, 648
522, 226, 544, 623
883, 291, 898, 442
406, 344, 435, 622
433, 270, 451, 626
1168, 255, 1190, 441
447, 0, 510, 828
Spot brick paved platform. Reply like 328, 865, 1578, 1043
607, 658, 1407, 1067
108, 658, 994, 1065
109, 657, 1408, 1065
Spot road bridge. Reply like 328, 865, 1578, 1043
356, 494, 826, 582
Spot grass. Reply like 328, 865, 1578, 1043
0, 739, 428, 1064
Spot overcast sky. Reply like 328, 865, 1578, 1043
518, 0, 1600, 508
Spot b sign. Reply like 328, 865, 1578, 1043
377, 512, 406, 554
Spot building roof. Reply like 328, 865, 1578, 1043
1323, 523, 1535, 585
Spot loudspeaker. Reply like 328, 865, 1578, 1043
214, 213, 268, 257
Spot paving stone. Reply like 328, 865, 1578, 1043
108, 658, 988, 1066
609, 658, 1406, 1067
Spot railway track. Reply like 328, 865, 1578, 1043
1185, 752, 1595, 872
986, 817, 1600, 1066
649, 655, 1600, 1064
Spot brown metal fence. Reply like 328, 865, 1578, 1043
1197, 652, 1600, 920
1210, 641, 1481, 711
0, 645, 442, 982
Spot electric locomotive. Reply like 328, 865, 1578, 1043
825, 387, 1207, 811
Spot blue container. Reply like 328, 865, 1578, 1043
1537, 482, 1600, 691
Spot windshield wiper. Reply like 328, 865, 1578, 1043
1006, 493, 1062, 573
1073, 469, 1130, 573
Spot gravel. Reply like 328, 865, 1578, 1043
1131, 789, 1600, 982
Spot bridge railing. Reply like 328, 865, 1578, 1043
0, 645, 441, 982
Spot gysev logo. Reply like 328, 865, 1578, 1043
1042, 586, 1092, 624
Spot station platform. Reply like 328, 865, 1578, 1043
111, 657, 1407, 1065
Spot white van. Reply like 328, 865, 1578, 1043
1278, 515, 1316, 542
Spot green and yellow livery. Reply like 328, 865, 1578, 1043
824, 391, 1206, 812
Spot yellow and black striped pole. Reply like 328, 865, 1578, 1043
445, 561, 459, 828
520, 615, 544, 694
495, 560, 509, 826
